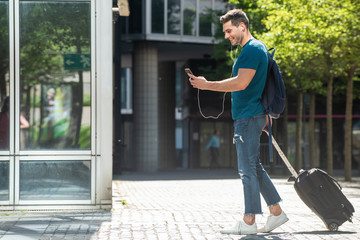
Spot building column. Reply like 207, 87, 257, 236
133, 42, 159, 171
158, 62, 176, 170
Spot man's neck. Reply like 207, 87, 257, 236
240, 33, 253, 47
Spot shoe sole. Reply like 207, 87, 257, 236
260, 217, 289, 233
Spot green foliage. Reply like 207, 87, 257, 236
83, 93, 91, 106
258, 0, 360, 95
78, 125, 91, 149
19, 2, 91, 87
207, 0, 360, 99
53, 118, 69, 138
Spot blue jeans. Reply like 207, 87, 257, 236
234, 114, 282, 215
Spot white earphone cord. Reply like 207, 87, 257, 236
197, 44, 238, 119
197, 89, 227, 119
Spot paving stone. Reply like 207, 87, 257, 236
0, 169, 359, 239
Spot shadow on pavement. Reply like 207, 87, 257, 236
239, 233, 290, 240
293, 230, 357, 235
114, 169, 293, 181
238, 230, 358, 240
114, 169, 241, 181
0, 211, 110, 239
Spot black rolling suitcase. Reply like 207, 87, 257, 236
270, 134, 355, 231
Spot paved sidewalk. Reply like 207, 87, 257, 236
0, 169, 359, 239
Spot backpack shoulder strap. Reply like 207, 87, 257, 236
268, 48, 275, 57
266, 47, 275, 163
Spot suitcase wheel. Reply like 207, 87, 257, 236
327, 222, 339, 232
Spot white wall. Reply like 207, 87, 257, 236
96, 0, 113, 207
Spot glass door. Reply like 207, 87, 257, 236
0, 0, 11, 205
1, 0, 96, 206
18, 1, 92, 152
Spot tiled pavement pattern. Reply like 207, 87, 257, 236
0, 169, 359, 239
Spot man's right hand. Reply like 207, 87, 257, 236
188, 74, 208, 90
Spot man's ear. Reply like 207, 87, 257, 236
241, 22, 246, 31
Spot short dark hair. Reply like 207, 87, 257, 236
220, 9, 249, 30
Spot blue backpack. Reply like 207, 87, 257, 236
261, 48, 286, 162
262, 48, 286, 118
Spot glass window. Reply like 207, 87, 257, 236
152, 0, 164, 33
128, 0, 142, 34
199, 0, 212, 36
215, 0, 227, 12
183, 0, 196, 36
19, 1, 91, 150
0, 1, 9, 151
20, 160, 91, 200
167, 0, 180, 35
121, 68, 133, 114
0, 161, 9, 201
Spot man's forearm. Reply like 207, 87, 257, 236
204, 76, 247, 92
188, 68, 255, 92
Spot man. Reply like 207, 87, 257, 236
205, 129, 221, 169
187, 9, 288, 235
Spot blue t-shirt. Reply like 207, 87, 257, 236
205, 135, 220, 149
231, 39, 268, 119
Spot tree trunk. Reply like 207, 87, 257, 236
309, 92, 316, 168
75, 70, 84, 147
344, 68, 354, 181
295, 91, 303, 172
65, 82, 82, 148
326, 76, 333, 176
65, 41, 84, 148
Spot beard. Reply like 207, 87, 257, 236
231, 31, 243, 46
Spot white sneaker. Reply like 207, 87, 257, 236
258, 211, 289, 233
220, 221, 257, 235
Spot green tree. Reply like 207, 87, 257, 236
338, 0, 360, 181
310, 0, 347, 177
259, 0, 326, 172
259, 0, 360, 178
301, 0, 360, 179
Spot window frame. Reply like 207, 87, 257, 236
146, 0, 215, 44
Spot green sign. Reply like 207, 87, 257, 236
63, 53, 91, 70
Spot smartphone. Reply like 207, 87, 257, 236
184, 68, 193, 75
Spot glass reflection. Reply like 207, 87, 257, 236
183, 0, 196, 36
0, 97, 9, 149
215, 0, 227, 12
167, 0, 180, 35
121, 68, 133, 114
0, 1, 9, 151
199, 0, 212, 36
19, 1, 91, 150
152, 0, 164, 33
20, 161, 91, 200
0, 161, 9, 201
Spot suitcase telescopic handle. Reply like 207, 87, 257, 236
266, 132, 299, 178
